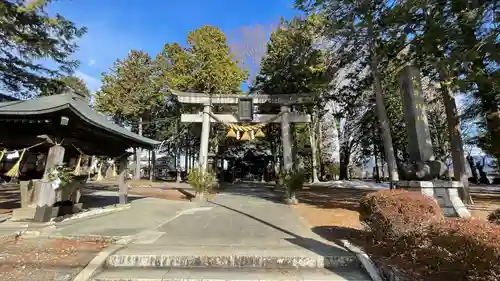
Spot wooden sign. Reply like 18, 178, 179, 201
238, 97, 253, 121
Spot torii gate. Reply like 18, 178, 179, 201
172, 90, 313, 174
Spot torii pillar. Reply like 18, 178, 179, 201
172, 90, 313, 175
280, 105, 293, 172
199, 103, 211, 173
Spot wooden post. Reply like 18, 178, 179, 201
36, 142, 65, 222
151, 150, 156, 181
117, 156, 129, 205
148, 150, 152, 181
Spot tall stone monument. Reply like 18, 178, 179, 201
397, 66, 470, 218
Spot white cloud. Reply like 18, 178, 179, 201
88, 59, 96, 66
74, 70, 101, 93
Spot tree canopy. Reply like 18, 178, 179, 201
0, 0, 87, 97
156, 25, 248, 94
94, 50, 165, 129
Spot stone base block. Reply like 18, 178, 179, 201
11, 204, 78, 222
397, 180, 471, 218
34, 205, 54, 222
73, 203, 83, 213
284, 197, 299, 205
12, 207, 37, 221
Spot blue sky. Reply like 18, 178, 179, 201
47, 0, 300, 93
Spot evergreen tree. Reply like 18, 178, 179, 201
0, 0, 86, 97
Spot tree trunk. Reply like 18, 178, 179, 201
339, 147, 350, 180
309, 107, 319, 183
373, 124, 380, 183
440, 82, 472, 203
467, 155, 478, 183
367, 13, 399, 188
134, 117, 143, 180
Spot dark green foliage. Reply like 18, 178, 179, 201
0, 0, 87, 97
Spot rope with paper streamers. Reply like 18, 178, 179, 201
0, 141, 47, 178
5, 149, 26, 178
206, 111, 284, 140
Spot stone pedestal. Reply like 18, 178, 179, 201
19, 180, 36, 208
397, 180, 471, 218
12, 178, 86, 222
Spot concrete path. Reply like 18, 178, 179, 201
53, 194, 197, 238
50, 183, 370, 280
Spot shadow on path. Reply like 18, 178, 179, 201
216, 182, 287, 204
207, 199, 364, 280
312, 226, 366, 247
79, 192, 145, 209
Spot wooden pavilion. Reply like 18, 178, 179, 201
0, 92, 159, 220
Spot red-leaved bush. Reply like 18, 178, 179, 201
360, 190, 500, 281
412, 219, 500, 281
488, 208, 500, 225
359, 189, 442, 240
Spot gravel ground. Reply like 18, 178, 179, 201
0, 236, 107, 281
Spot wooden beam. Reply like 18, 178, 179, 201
171, 90, 315, 105
181, 113, 311, 123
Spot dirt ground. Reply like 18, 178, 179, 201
293, 187, 373, 243
468, 192, 500, 220
294, 187, 500, 243
0, 237, 107, 281
129, 186, 193, 201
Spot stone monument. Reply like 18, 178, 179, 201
396, 66, 470, 218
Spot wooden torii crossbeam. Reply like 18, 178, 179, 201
172, 90, 314, 173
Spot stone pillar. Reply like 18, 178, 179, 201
199, 104, 211, 173
397, 66, 469, 218
280, 105, 293, 172
43, 144, 65, 179
399, 66, 434, 163
117, 156, 129, 205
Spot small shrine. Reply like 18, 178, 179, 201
0, 92, 159, 222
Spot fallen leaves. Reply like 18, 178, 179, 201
0, 237, 107, 281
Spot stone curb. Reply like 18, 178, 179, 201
339, 239, 384, 281
55, 204, 131, 226
42, 233, 130, 243
72, 244, 125, 281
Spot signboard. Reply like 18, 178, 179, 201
238, 97, 253, 121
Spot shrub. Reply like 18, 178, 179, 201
325, 163, 340, 180
187, 168, 215, 194
282, 169, 305, 198
488, 208, 500, 225
361, 191, 500, 281
412, 219, 500, 281
359, 189, 442, 240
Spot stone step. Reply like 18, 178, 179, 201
105, 245, 359, 269
92, 267, 372, 281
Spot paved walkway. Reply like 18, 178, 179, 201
1, 183, 370, 280
52, 183, 346, 253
